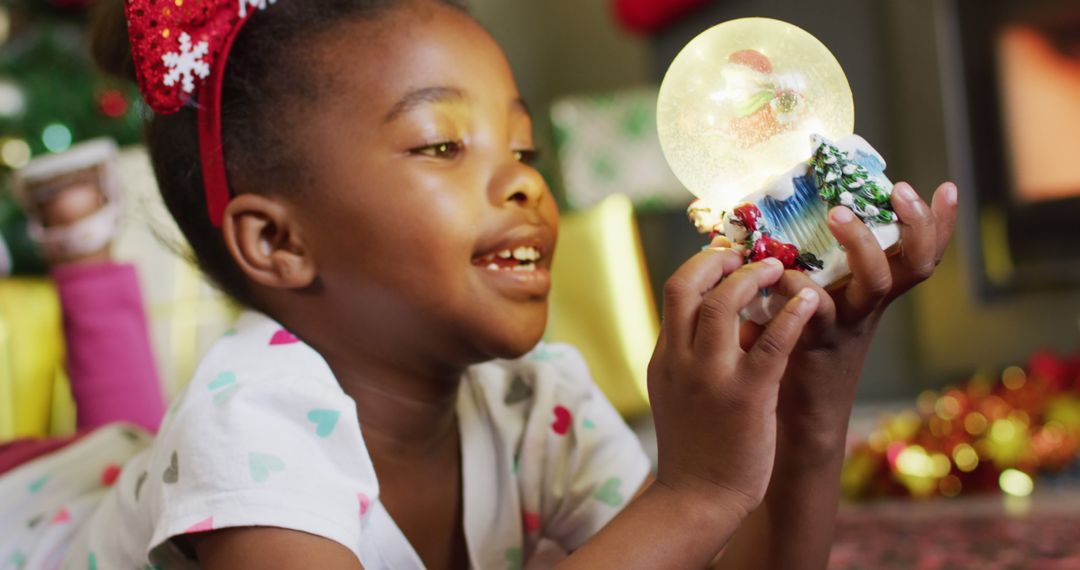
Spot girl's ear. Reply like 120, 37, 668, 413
221, 194, 316, 290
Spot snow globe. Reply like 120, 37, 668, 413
657, 18, 901, 322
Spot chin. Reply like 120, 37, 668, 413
474, 312, 548, 361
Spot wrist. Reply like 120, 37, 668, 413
652, 474, 758, 529
567, 478, 749, 568
774, 419, 848, 470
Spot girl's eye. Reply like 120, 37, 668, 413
513, 148, 540, 166
412, 141, 462, 159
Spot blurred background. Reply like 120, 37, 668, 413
2, 0, 1080, 565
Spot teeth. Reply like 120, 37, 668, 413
484, 261, 536, 272
479, 246, 541, 269
512, 246, 540, 262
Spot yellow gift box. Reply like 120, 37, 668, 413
547, 194, 658, 418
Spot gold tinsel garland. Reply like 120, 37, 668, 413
843, 349, 1080, 500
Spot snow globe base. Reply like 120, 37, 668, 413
688, 134, 901, 324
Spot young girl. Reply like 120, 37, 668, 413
9, 0, 957, 567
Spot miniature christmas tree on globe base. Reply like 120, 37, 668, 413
810, 137, 897, 226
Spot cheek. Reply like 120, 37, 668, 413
321, 185, 478, 282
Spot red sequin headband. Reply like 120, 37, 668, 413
125, 0, 278, 227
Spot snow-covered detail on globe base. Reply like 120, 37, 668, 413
687, 134, 901, 324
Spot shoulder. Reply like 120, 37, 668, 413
138, 312, 377, 565
191, 311, 340, 391
155, 311, 366, 473
162, 311, 348, 423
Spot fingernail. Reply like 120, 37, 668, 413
895, 183, 918, 203
944, 183, 957, 205
830, 207, 855, 225
796, 288, 818, 312
761, 257, 783, 269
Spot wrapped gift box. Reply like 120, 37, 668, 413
551, 87, 686, 211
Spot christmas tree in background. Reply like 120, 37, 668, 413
810, 138, 897, 225
0, 0, 143, 184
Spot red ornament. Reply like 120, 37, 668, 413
96, 90, 129, 118
1027, 350, 1080, 392
611, 0, 710, 35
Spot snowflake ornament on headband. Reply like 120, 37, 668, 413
125, 0, 279, 226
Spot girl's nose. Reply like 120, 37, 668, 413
491, 160, 546, 208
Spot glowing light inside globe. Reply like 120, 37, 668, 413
657, 18, 855, 209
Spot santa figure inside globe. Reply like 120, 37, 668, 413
718, 49, 808, 148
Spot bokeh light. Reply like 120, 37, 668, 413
999, 469, 1034, 497
0, 80, 24, 117
964, 412, 988, 436
42, 123, 73, 153
0, 7, 10, 46
1002, 366, 1027, 390
0, 138, 31, 168
952, 443, 979, 472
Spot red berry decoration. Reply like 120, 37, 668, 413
750, 235, 800, 269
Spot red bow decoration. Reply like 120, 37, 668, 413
125, 0, 278, 227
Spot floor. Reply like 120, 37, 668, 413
832, 488, 1080, 569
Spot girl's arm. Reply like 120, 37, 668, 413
561, 251, 819, 567
715, 182, 959, 569
193, 528, 365, 570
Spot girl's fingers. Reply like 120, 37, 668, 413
769, 270, 836, 330
739, 319, 763, 352
887, 182, 938, 293
739, 288, 820, 386
661, 247, 746, 349
694, 258, 785, 356
930, 182, 959, 263
738, 270, 833, 351
710, 235, 734, 248
828, 206, 893, 318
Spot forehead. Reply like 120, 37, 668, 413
308, 3, 520, 117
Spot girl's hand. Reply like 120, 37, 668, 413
647, 250, 820, 520
747, 181, 959, 437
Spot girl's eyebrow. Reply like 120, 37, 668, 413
383, 86, 465, 123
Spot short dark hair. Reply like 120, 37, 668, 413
91, 0, 468, 308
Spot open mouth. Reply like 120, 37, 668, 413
472, 245, 543, 272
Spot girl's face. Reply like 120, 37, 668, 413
288, 2, 559, 364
